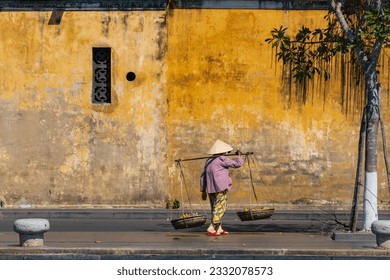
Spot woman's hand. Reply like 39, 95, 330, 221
201, 191, 207, 201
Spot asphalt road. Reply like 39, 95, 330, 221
0, 209, 350, 233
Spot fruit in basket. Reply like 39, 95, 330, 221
243, 207, 273, 212
236, 207, 274, 221
171, 213, 207, 229
179, 212, 201, 219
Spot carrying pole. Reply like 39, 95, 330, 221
175, 152, 253, 163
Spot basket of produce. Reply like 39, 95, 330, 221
171, 213, 207, 230
236, 207, 274, 221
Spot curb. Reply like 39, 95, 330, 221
0, 247, 389, 260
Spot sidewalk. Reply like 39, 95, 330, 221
0, 208, 390, 259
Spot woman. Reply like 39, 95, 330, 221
200, 140, 244, 236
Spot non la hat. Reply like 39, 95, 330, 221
207, 139, 233, 155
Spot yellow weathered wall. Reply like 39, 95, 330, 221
166, 9, 390, 208
0, 11, 168, 207
0, 8, 389, 208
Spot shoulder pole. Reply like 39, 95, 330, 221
175, 152, 253, 163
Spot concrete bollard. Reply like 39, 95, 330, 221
371, 220, 390, 249
13, 218, 50, 247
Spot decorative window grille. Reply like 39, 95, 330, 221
92, 47, 111, 104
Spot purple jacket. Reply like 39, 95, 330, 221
203, 155, 244, 193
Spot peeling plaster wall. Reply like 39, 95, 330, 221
1, 5, 390, 208
166, 9, 390, 208
0, 11, 168, 207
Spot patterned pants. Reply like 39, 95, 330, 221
208, 190, 228, 226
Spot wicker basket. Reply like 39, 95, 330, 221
236, 207, 274, 221
171, 214, 207, 230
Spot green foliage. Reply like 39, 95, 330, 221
173, 199, 180, 209
362, 5, 390, 47
265, 4, 390, 83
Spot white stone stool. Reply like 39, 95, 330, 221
371, 220, 390, 249
13, 218, 50, 247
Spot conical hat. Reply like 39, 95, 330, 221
207, 140, 233, 155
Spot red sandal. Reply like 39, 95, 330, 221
207, 231, 221, 236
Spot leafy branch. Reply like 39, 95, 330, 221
265, 3, 390, 83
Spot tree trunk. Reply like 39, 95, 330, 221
349, 109, 366, 232
362, 75, 380, 231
